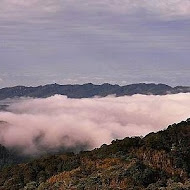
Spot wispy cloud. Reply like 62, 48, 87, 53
0, 0, 190, 87
1, 0, 190, 19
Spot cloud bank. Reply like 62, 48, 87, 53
0, 93, 189, 155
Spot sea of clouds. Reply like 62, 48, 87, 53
0, 93, 190, 155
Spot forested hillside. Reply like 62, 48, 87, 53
0, 119, 189, 189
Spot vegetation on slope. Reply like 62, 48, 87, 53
0, 119, 189, 189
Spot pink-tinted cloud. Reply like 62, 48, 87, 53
0, 93, 189, 155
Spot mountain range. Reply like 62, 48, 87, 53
0, 83, 190, 100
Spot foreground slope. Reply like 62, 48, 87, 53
0, 119, 190, 190
0, 83, 190, 100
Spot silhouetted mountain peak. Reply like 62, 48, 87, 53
0, 83, 189, 100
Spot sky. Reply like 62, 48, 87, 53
0, 0, 190, 87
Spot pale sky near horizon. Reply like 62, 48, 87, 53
0, 0, 190, 87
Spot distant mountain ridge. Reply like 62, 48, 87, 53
0, 83, 190, 100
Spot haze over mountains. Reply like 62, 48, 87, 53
0, 83, 190, 100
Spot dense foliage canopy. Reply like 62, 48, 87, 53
0, 119, 190, 189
